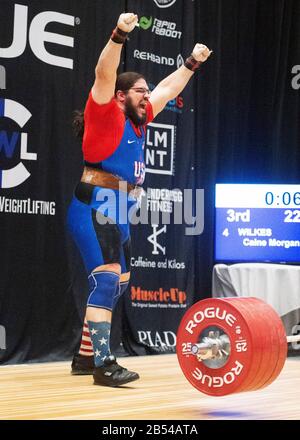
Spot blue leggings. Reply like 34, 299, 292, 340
67, 182, 136, 309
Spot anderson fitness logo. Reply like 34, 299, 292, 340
0, 98, 36, 188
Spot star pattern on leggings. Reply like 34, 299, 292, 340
95, 349, 101, 357
99, 337, 107, 345
90, 328, 98, 335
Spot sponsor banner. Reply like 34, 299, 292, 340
145, 123, 176, 175
139, 16, 182, 39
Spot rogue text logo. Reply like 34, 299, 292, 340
145, 123, 175, 175
0, 3, 75, 69
139, 16, 182, 39
153, 0, 177, 8
0, 325, 6, 350
0, 98, 36, 188
147, 224, 167, 255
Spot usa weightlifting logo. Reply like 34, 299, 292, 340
0, 98, 36, 188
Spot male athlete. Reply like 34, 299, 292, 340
68, 12, 212, 387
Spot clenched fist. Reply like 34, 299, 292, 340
192, 43, 212, 63
117, 13, 138, 33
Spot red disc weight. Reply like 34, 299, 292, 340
176, 298, 260, 396
243, 298, 281, 391
223, 297, 269, 393
249, 298, 287, 390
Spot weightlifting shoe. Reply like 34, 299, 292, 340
71, 353, 94, 375
93, 355, 139, 387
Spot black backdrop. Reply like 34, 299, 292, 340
0, 0, 299, 363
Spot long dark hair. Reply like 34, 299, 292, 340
72, 72, 146, 140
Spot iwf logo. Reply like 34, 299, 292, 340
0, 98, 36, 188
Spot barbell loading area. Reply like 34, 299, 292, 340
176, 297, 300, 397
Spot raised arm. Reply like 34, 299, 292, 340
91, 13, 138, 105
149, 44, 212, 117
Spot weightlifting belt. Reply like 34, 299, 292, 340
80, 166, 143, 197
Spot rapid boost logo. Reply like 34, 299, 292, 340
0, 3, 75, 69
145, 123, 175, 175
0, 98, 36, 188
139, 16, 182, 39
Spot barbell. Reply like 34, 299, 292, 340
176, 297, 300, 396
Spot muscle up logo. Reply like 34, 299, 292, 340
0, 98, 36, 188
153, 0, 177, 8
145, 123, 175, 175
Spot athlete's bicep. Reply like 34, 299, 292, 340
91, 70, 117, 105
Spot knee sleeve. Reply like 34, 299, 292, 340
112, 273, 130, 309
87, 270, 120, 311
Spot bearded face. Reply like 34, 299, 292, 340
124, 94, 147, 127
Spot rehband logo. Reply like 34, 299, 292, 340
0, 3, 75, 69
133, 49, 175, 66
153, 0, 177, 8
0, 98, 36, 188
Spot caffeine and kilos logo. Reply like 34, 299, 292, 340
0, 98, 36, 188
139, 15, 181, 39
153, 0, 177, 7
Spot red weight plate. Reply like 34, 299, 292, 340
223, 297, 268, 393
251, 299, 287, 389
244, 298, 280, 391
176, 298, 257, 396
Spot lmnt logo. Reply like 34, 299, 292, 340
145, 123, 175, 175
0, 4, 75, 69
0, 98, 36, 188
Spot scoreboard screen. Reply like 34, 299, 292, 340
214, 184, 300, 263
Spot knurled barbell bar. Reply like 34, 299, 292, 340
176, 297, 300, 396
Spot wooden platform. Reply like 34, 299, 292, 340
0, 354, 299, 420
